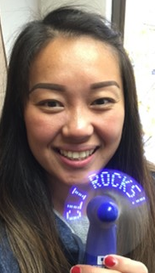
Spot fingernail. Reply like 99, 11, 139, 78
70, 266, 81, 273
104, 255, 118, 267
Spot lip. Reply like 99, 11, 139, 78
55, 145, 98, 152
54, 146, 99, 169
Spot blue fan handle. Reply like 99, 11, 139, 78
85, 195, 118, 266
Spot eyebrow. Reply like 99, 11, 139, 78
29, 80, 120, 94
29, 83, 66, 93
90, 81, 120, 90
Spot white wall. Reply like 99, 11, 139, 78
40, 0, 112, 20
0, 0, 39, 60
0, 0, 111, 61
0, 24, 6, 110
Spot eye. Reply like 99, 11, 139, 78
91, 97, 115, 106
37, 99, 64, 112
40, 100, 62, 107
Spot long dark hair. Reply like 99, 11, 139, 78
0, 6, 155, 273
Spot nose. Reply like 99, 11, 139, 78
62, 108, 94, 141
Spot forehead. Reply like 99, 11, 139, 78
29, 36, 121, 88
31, 35, 119, 66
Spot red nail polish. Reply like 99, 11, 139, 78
104, 255, 117, 267
70, 266, 81, 273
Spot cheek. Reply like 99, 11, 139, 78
24, 112, 61, 146
99, 111, 124, 143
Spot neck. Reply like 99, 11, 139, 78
48, 179, 71, 215
47, 175, 95, 216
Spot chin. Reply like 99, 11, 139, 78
64, 176, 90, 187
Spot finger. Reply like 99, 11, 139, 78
70, 255, 148, 273
103, 255, 148, 273
70, 264, 114, 273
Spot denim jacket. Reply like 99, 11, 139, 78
0, 214, 85, 273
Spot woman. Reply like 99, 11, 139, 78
0, 5, 154, 273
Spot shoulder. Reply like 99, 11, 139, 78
147, 160, 155, 176
152, 172, 155, 180
0, 226, 20, 273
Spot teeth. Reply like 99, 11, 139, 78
60, 149, 94, 160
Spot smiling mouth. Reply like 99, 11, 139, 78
59, 148, 97, 161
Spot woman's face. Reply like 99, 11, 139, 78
24, 36, 124, 194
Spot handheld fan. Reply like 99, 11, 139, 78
63, 169, 148, 266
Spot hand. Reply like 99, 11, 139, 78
70, 255, 148, 273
